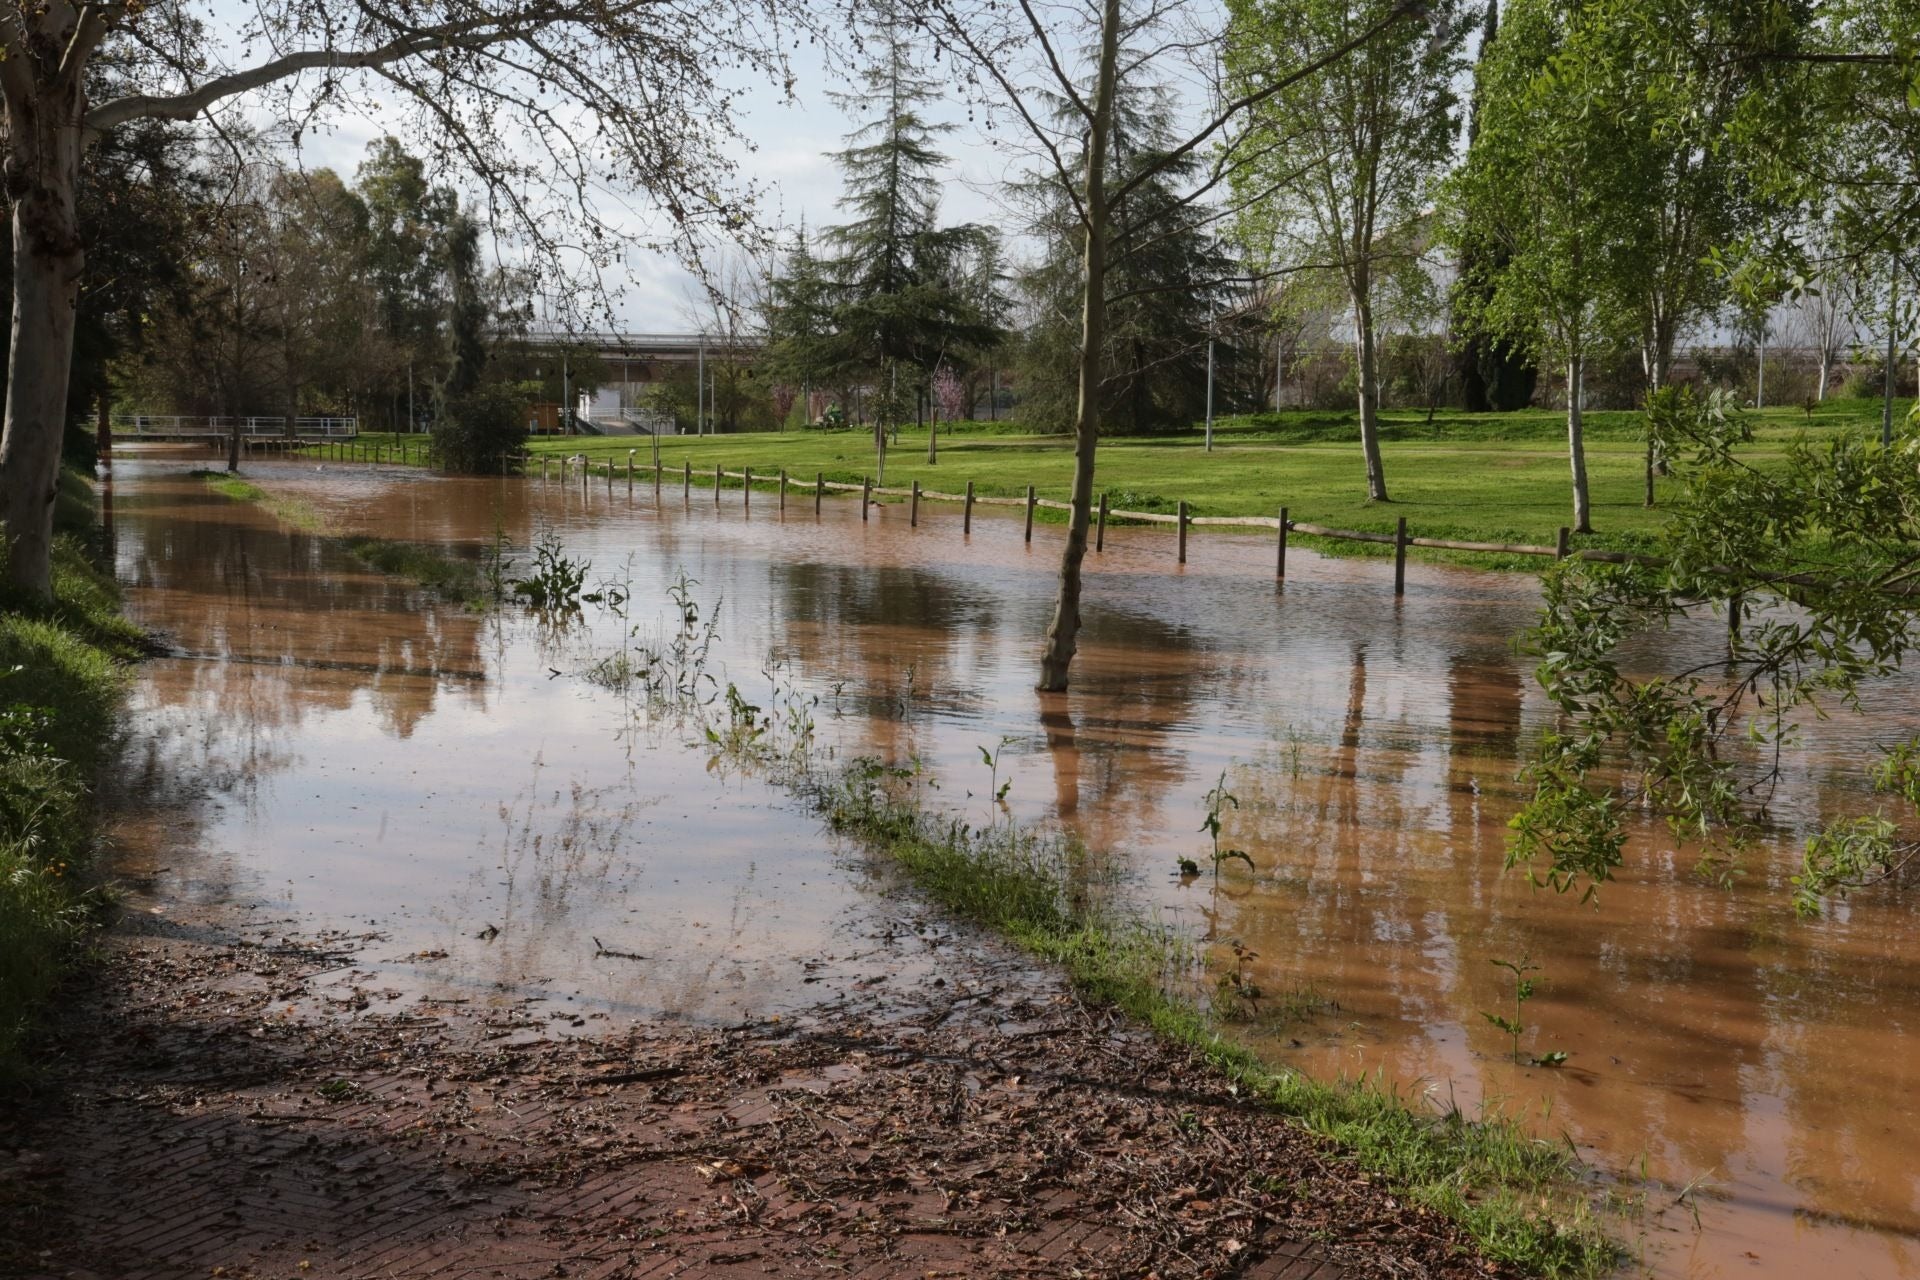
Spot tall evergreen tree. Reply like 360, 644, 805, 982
1016, 71, 1232, 435
814, 15, 1003, 424
762, 225, 841, 417
355, 138, 457, 421
442, 212, 488, 401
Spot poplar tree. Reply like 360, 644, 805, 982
1447, 0, 1645, 534
1227, 0, 1469, 500
1449, 0, 1537, 413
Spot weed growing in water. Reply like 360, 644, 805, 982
1482, 953, 1568, 1066
976, 735, 1018, 824
483, 510, 511, 602
1198, 769, 1256, 880
510, 530, 589, 608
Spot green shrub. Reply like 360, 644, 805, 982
432, 382, 530, 474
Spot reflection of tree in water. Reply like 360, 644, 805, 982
1028, 602, 1224, 857
767, 561, 990, 721
102, 474, 492, 898
118, 478, 489, 743
1214, 642, 1464, 1049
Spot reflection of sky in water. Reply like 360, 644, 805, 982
108, 455, 1920, 1280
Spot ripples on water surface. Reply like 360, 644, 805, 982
106, 452, 1920, 1278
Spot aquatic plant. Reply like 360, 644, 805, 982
1199, 769, 1256, 880
977, 736, 1017, 824
509, 531, 589, 608
1482, 952, 1567, 1067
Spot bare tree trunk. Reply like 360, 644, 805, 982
0, 97, 86, 598
1036, 0, 1120, 693
1644, 346, 1665, 507
1354, 290, 1388, 502
1569, 354, 1592, 533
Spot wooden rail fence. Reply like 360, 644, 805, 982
312, 444, 1640, 596
517, 454, 1627, 597
295, 443, 1887, 617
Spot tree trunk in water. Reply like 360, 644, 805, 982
1036, 0, 1120, 693
0, 93, 86, 599
1568, 355, 1592, 534
1644, 348, 1665, 507
1354, 293, 1388, 502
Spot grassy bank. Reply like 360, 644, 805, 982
0, 481, 144, 1079
490, 400, 1907, 558
805, 760, 1617, 1277
197, 471, 495, 607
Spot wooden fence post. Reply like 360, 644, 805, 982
1556, 526, 1570, 560
654, 458, 662, 494
1277, 506, 1288, 578
1024, 485, 1036, 543
911, 480, 920, 527
714, 463, 722, 504
779, 469, 788, 512
816, 471, 824, 515
744, 466, 752, 509
1096, 491, 1109, 552
683, 460, 691, 502
862, 475, 871, 520
627, 450, 635, 491
1177, 501, 1188, 564
964, 481, 974, 534
1394, 516, 1408, 595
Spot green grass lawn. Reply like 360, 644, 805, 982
346, 398, 1908, 556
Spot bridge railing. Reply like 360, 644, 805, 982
113, 415, 358, 438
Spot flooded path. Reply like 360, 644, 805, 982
103, 453, 1920, 1278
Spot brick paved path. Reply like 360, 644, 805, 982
3, 919, 1499, 1280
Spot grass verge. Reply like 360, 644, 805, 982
505, 400, 1909, 568
0, 479, 142, 1081
196, 471, 496, 608
804, 759, 1618, 1278
341, 537, 494, 609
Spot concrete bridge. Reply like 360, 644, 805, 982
517, 330, 764, 366
518, 330, 762, 435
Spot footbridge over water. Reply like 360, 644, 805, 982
112, 415, 358, 441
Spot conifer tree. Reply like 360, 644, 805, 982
815, 14, 1003, 425
1016, 71, 1231, 435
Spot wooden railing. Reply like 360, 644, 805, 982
532, 454, 1622, 596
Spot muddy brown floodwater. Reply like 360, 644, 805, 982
102, 451, 1920, 1279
